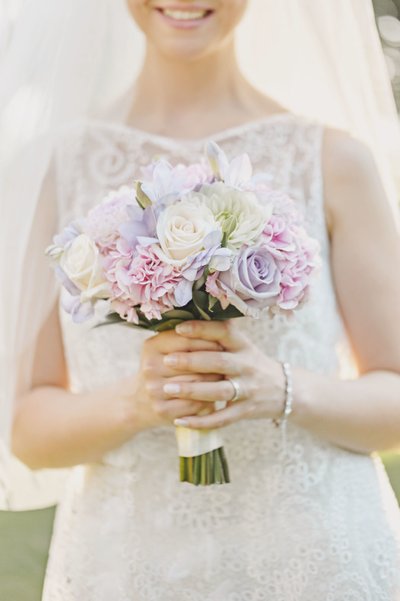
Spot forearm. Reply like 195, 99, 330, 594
12, 381, 140, 470
292, 368, 400, 454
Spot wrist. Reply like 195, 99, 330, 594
255, 358, 286, 419
289, 367, 317, 424
102, 376, 143, 438
272, 361, 294, 427
257, 362, 315, 425
116, 396, 142, 436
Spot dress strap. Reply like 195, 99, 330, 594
289, 119, 329, 254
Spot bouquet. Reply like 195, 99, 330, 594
47, 141, 319, 486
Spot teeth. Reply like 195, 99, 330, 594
162, 9, 208, 20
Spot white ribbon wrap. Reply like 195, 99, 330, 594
175, 427, 224, 458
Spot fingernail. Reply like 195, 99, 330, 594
164, 354, 179, 366
174, 418, 189, 427
176, 323, 192, 335
164, 383, 181, 395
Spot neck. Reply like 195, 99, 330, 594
128, 39, 256, 136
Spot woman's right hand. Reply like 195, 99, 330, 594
118, 329, 223, 434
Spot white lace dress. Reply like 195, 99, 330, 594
42, 114, 400, 601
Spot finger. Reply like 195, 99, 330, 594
148, 330, 223, 354
143, 353, 226, 378
173, 400, 256, 430
163, 351, 240, 376
146, 374, 222, 398
152, 399, 209, 420
163, 379, 238, 403
142, 354, 179, 378
175, 320, 244, 351
142, 339, 223, 377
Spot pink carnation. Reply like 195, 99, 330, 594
110, 299, 139, 324
205, 271, 226, 306
104, 241, 183, 321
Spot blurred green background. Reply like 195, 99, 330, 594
0, 453, 398, 601
372, 0, 400, 111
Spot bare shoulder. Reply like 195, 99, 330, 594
321, 127, 386, 233
322, 127, 375, 181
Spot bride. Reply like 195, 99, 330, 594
1, 1, 400, 599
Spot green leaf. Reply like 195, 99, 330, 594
192, 289, 212, 320
208, 295, 219, 311
213, 305, 243, 320
193, 273, 206, 291
192, 289, 208, 310
152, 319, 184, 332
93, 313, 124, 328
92, 297, 244, 336
161, 309, 196, 320
217, 212, 238, 247
135, 181, 152, 209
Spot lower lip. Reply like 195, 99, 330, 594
154, 8, 214, 30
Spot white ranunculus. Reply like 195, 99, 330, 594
190, 182, 271, 250
60, 234, 109, 300
156, 201, 220, 265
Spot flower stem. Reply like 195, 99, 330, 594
179, 447, 230, 486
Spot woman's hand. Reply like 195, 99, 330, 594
159, 320, 286, 430
123, 329, 224, 433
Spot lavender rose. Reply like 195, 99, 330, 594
207, 245, 281, 318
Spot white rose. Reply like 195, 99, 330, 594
60, 234, 109, 301
189, 182, 271, 250
156, 201, 220, 266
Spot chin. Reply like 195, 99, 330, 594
127, 0, 248, 60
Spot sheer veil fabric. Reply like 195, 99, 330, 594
0, 0, 399, 510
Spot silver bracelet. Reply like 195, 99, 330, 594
272, 361, 293, 428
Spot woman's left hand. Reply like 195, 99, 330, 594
162, 320, 285, 429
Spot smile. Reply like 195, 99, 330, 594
162, 9, 210, 20
155, 6, 214, 27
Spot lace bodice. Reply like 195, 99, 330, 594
55, 114, 354, 390
42, 114, 400, 601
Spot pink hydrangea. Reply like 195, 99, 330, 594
141, 159, 214, 204
84, 187, 135, 250
261, 208, 320, 310
276, 234, 320, 310
104, 240, 183, 321
180, 161, 214, 190
262, 214, 297, 258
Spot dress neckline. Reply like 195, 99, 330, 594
85, 111, 299, 148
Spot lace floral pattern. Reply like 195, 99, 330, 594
42, 115, 400, 601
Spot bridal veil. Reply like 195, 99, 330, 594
0, 0, 399, 509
